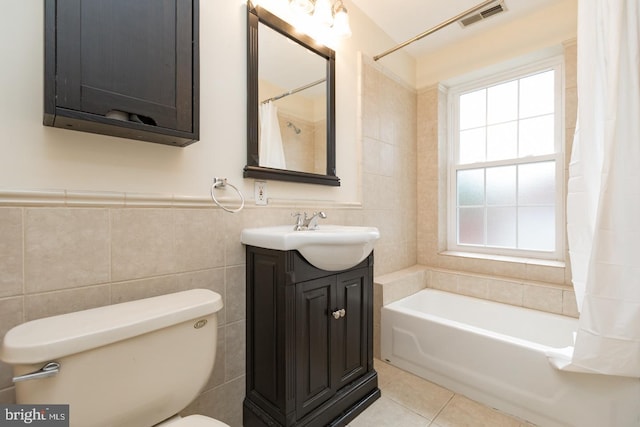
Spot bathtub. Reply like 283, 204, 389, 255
381, 289, 640, 427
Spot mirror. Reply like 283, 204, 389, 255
245, 4, 340, 186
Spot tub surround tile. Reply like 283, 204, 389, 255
487, 279, 524, 307
375, 265, 428, 305
524, 262, 565, 285
563, 251, 574, 285
429, 270, 458, 293
363, 137, 383, 175
563, 39, 578, 89
380, 141, 399, 177
565, 85, 578, 132
0, 208, 23, 297
362, 61, 417, 279
397, 266, 574, 321
417, 239, 439, 269
24, 208, 110, 293
373, 283, 383, 360
562, 289, 579, 318
363, 210, 399, 247
522, 284, 564, 314
456, 274, 489, 300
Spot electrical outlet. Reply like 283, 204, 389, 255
254, 180, 267, 205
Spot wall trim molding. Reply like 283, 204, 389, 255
0, 188, 363, 210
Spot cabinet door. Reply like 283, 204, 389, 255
333, 268, 369, 390
295, 276, 336, 418
54, 0, 195, 132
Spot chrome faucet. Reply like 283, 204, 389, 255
292, 211, 327, 231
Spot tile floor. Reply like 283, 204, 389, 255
348, 360, 534, 427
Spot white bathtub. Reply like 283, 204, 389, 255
381, 289, 640, 427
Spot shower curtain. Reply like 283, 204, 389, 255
259, 101, 287, 169
550, 0, 640, 377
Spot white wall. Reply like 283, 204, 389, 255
0, 0, 414, 205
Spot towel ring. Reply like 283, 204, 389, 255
210, 177, 245, 213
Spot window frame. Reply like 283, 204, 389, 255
446, 56, 565, 261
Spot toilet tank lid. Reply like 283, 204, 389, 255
0, 289, 223, 364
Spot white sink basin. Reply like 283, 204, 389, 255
241, 225, 380, 271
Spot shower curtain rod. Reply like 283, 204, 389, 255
260, 78, 326, 104
373, 0, 498, 61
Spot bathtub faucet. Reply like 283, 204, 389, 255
292, 211, 327, 231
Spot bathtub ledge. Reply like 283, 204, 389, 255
374, 265, 429, 305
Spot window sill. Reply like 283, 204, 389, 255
439, 250, 566, 269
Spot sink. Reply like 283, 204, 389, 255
241, 225, 380, 271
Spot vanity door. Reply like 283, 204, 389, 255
333, 268, 369, 390
295, 276, 337, 418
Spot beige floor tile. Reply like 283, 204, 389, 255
348, 396, 430, 427
375, 359, 453, 421
373, 358, 397, 388
432, 395, 522, 427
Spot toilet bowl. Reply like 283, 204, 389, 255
0, 289, 229, 427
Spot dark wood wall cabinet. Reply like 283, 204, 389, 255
44, 0, 199, 147
244, 246, 380, 427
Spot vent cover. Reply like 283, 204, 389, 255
458, 1, 507, 28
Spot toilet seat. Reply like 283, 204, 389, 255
156, 415, 230, 427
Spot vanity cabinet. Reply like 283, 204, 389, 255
244, 246, 380, 427
44, 0, 199, 147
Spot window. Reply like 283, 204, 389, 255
448, 58, 564, 260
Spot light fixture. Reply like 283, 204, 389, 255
313, 0, 334, 27
289, 0, 314, 15
287, 0, 352, 40
331, 0, 352, 38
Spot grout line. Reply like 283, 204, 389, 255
430, 393, 455, 425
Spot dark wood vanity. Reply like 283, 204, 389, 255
244, 246, 380, 426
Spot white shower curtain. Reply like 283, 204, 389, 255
259, 101, 287, 169
550, 0, 640, 377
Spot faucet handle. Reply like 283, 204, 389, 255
292, 212, 305, 230
307, 211, 327, 230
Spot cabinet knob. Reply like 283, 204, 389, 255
332, 309, 346, 319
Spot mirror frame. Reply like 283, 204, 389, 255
245, 3, 340, 186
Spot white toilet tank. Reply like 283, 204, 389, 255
0, 289, 223, 427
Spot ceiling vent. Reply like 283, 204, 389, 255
458, 1, 507, 28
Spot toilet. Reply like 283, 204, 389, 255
0, 289, 229, 427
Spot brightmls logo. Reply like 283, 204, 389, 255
0, 405, 68, 426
